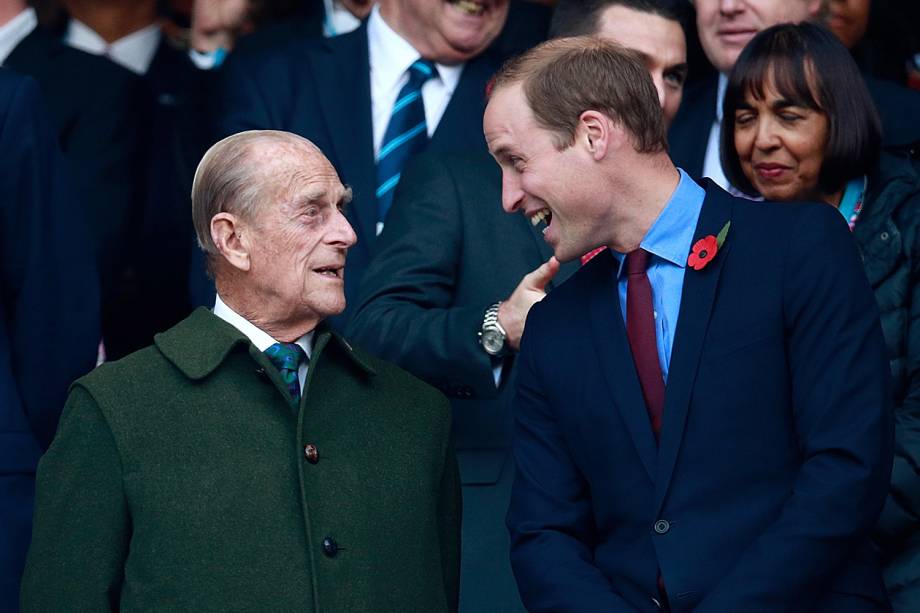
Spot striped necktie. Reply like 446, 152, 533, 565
375, 59, 437, 230
264, 342, 308, 405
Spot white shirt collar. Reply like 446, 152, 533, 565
65, 18, 161, 75
368, 5, 463, 100
212, 294, 314, 358
322, 0, 362, 37
0, 8, 37, 65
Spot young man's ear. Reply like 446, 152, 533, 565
577, 110, 624, 160
211, 212, 252, 272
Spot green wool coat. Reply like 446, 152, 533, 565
21, 308, 460, 612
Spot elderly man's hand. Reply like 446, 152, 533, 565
498, 257, 559, 351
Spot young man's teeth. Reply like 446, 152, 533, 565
452, 0, 485, 16
530, 209, 549, 227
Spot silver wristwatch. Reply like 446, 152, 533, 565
479, 302, 508, 357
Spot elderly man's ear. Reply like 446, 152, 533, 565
211, 212, 252, 272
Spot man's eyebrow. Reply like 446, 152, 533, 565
667, 62, 689, 74
489, 144, 513, 160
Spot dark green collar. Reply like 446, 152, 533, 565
155, 307, 376, 380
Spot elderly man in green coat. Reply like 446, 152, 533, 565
20, 130, 460, 613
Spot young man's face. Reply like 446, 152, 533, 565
694, 0, 820, 73
484, 84, 610, 263
595, 5, 687, 127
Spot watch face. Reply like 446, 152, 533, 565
482, 329, 505, 354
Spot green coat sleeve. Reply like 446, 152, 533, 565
21, 385, 130, 613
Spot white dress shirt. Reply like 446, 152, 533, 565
367, 5, 464, 157
65, 18, 161, 75
0, 8, 37, 65
213, 294, 314, 389
323, 0, 362, 37
701, 73, 731, 190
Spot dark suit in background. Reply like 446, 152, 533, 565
509, 184, 893, 611
128, 36, 212, 351
349, 151, 577, 612
0, 69, 99, 613
670, 72, 920, 178
5, 26, 148, 359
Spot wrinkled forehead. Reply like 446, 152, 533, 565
250, 143, 344, 200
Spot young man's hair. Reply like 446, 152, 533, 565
490, 37, 667, 154
549, 0, 692, 39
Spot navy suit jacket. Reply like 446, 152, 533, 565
670, 73, 920, 178
508, 182, 894, 612
0, 70, 99, 613
349, 151, 577, 611
212, 22, 504, 325
5, 26, 149, 358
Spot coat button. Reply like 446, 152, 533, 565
880, 231, 890, 241
654, 520, 670, 534
322, 536, 338, 557
303, 444, 319, 464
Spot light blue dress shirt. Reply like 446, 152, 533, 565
611, 169, 706, 382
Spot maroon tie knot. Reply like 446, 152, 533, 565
625, 248, 651, 275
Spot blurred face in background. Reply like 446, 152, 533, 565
379, 0, 510, 65
340, 0, 375, 18
595, 4, 687, 127
733, 71, 829, 202
827, 0, 871, 49
190, 0, 253, 51
694, 0, 821, 73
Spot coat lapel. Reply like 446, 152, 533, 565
587, 251, 657, 481
655, 185, 734, 512
305, 24, 378, 249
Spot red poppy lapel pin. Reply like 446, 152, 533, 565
687, 221, 731, 271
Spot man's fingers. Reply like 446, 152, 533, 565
526, 257, 560, 292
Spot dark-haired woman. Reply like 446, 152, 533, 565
720, 22, 920, 609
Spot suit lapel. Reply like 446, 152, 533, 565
429, 50, 498, 153
587, 251, 657, 481
306, 24, 378, 248
655, 185, 734, 512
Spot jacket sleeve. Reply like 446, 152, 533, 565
876, 194, 920, 550
347, 155, 502, 399
20, 385, 130, 613
505, 306, 640, 613
696, 204, 893, 611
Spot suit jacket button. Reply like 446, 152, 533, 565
303, 444, 319, 464
654, 519, 670, 534
322, 536, 338, 557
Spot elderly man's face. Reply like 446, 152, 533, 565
695, 0, 821, 73
379, 0, 509, 65
596, 5, 687, 127
245, 149, 357, 326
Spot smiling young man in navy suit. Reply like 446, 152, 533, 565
484, 37, 894, 612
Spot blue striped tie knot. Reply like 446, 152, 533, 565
376, 59, 437, 227
264, 342, 307, 404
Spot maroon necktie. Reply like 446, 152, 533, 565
625, 249, 665, 440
